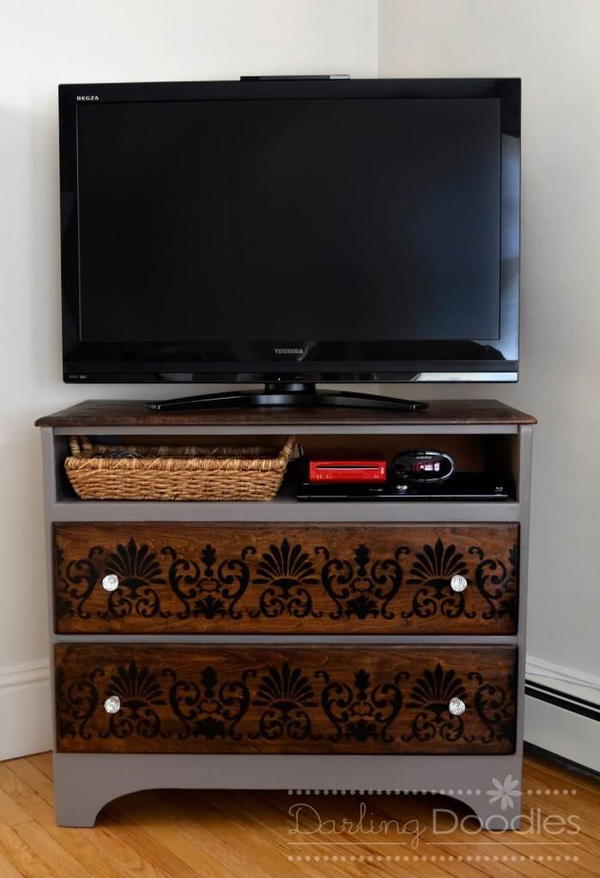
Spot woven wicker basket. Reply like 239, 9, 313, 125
64, 436, 296, 501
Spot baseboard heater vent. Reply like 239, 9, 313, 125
525, 677, 600, 774
525, 679, 600, 721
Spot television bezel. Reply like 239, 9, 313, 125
59, 77, 520, 384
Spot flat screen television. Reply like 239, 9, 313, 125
59, 77, 520, 411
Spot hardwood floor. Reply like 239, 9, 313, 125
0, 751, 597, 877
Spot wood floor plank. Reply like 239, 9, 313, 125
0, 751, 596, 877
364, 796, 534, 878
524, 755, 599, 797
524, 764, 600, 821
77, 824, 173, 878
12, 821, 92, 878
0, 788, 33, 828
0, 763, 128, 878
4, 757, 54, 806
0, 847, 24, 877
27, 752, 53, 780
98, 805, 207, 878
130, 790, 278, 878
0, 822, 60, 878
109, 792, 245, 878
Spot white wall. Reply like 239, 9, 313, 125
378, 0, 600, 685
0, 0, 377, 758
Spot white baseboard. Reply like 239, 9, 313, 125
525, 654, 600, 773
526, 654, 600, 701
0, 659, 51, 761
1, 654, 598, 767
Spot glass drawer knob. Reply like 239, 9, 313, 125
450, 574, 468, 592
104, 695, 121, 714
449, 697, 466, 716
102, 574, 119, 592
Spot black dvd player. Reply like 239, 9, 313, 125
296, 472, 510, 501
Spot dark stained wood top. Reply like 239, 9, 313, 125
36, 398, 536, 427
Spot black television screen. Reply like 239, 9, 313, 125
59, 78, 520, 384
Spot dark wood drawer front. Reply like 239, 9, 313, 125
54, 523, 518, 634
55, 645, 516, 755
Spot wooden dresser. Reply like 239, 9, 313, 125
36, 399, 535, 828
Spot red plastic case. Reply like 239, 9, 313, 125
308, 460, 387, 483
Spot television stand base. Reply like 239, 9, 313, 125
148, 382, 428, 412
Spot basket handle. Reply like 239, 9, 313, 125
280, 436, 297, 461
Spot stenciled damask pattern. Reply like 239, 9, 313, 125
98, 539, 168, 620
55, 543, 104, 620
465, 670, 516, 745
401, 663, 470, 743
318, 667, 407, 743
250, 661, 318, 740
320, 544, 406, 620
169, 665, 253, 740
401, 538, 475, 621
99, 661, 171, 739
401, 662, 516, 748
469, 543, 518, 622
56, 666, 104, 739
162, 543, 250, 620
248, 539, 322, 619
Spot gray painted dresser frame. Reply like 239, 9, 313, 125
39, 407, 533, 828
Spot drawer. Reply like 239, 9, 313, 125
54, 523, 518, 634
55, 644, 516, 755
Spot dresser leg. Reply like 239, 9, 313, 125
53, 754, 119, 827
435, 787, 522, 831
54, 785, 104, 827
471, 795, 522, 831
